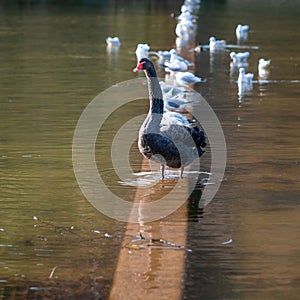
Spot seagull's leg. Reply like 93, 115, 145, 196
180, 166, 184, 178
161, 164, 165, 179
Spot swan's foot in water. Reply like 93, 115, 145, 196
161, 164, 165, 180
180, 166, 184, 178
160, 165, 184, 179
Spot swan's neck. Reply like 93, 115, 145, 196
142, 67, 164, 133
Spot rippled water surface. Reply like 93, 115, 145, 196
0, 0, 300, 299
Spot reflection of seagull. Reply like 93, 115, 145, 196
236, 24, 249, 41
106, 37, 121, 47
238, 67, 254, 96
209, 36, 226, 51
230, 51, 250, 63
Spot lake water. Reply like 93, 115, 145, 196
0, 0, 299, 299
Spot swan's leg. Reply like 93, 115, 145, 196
180, 166, 184, 178
161, 164, 165, 179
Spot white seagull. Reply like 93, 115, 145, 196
164, 60, 189, 72
209, 36, 226, 51
238, 67, 254, 96
230, 51, 250, 63
236, 24, 249, 41
258, 58, 271, 78
106, 37, 121, 47
258, 58, 271, 70
136, 43, 150, 61
159, 81, 187, 97
175, 72, 205, 86
169, 49, 192, 66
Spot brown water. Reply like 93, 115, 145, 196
0, 0, 300, 299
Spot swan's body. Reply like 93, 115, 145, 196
133, 58, 206, 178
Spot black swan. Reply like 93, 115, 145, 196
133, 58, 206, 179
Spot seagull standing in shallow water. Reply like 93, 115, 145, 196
106, 37, 121, 47
235, 24, 249, 41
209, 36, 226, 51
175, 72, 205, 86
230, 51, 250, 63
258, 58, 271, 78
258, 58, 271, 71
238, 67, 254, 96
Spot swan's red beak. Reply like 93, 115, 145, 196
133, 61, 145, 72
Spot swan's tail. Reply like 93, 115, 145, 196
186, 126, 206, 156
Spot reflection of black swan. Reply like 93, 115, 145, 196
133, 58, 206, 179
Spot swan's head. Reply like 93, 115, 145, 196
133, 58, 153, 72
209, 36, 216, 42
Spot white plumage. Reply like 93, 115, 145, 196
164, 60, 188, 72
258, 58, 271, 70
209, 36, 226, 51
230, 51, 250, 63
106, 37, 121, 47
238, 68, 254, 96
175, 72, 205, 86
236, 24, 249, 41
258, 58, 271, 78
136, 43, 150, 61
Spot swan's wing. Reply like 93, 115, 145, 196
160, 124, 195, 145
